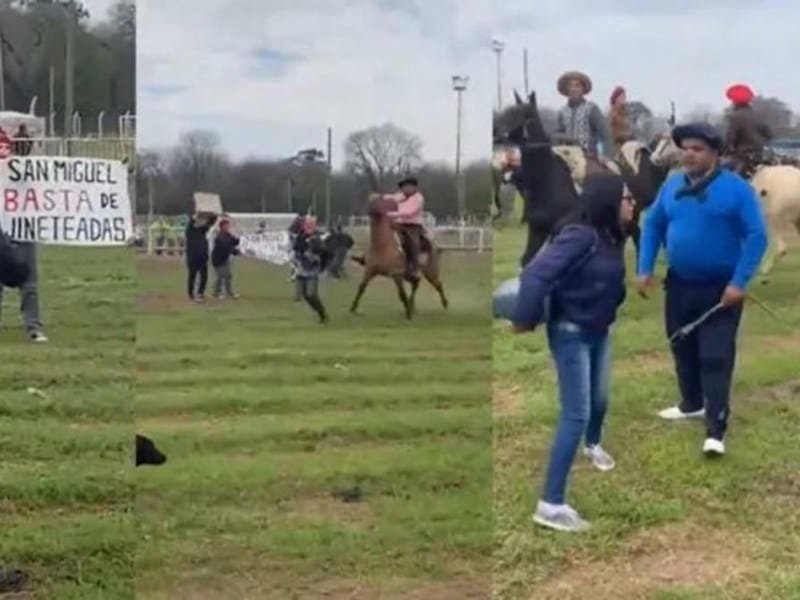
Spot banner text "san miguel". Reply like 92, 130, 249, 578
0, 156, 133, 245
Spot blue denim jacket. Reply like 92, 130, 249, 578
513, 224, 626, 333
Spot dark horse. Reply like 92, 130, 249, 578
493, 90, 670, 266
493, 91, 581, 266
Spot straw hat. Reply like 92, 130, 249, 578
557, 71, 592, 96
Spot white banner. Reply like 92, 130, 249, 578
0, 156, 132, 245
239, 231, 292, 265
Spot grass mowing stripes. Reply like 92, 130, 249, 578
135, 252, 493, 598
0, 246, 135, 600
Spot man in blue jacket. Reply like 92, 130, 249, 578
637, 122, 768, 457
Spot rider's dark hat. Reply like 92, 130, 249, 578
397, 176, 418, 187
672, 122, 723, 153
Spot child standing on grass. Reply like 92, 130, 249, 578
293, 216, 329, 323
211, 217, 241, 299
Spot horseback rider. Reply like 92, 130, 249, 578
608, 86, 634, 156
723, 84, 772, 177
554, 70, 613, 159
378, 176, 428, 275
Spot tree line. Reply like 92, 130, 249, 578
137, 124, 493, 221
0, 0, 135, 135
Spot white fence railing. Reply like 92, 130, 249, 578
132, 220, 493, 255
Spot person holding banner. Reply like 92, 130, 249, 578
292, 216, 329, 323
211, 217, 241, 299
184, 212, 218, 303
0, 239, 47, 342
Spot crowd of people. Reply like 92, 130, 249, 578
495, 70, 774, 533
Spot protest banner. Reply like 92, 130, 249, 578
0, 155, 132, 245
193, 192, 223, 215
239, 231, 292, 265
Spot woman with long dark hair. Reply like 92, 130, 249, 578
512, 173, 635, 532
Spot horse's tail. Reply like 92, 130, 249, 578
351, 255, 366, 266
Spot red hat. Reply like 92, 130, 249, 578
726, 84, 754, 105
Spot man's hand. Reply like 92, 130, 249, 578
636, 275, 654, 298
720, 285, 746, 308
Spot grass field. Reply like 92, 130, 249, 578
493, 224, 800, 599
134, 251, 492, 598
0, 247, 135, 599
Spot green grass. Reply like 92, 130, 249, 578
0, 247, 135, 600
493, 226, 800, 600
134, 252, 492, 598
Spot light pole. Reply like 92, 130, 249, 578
142, 163, 159, 255
491, 39, 504, 111
325, 127, 332, 226
0, 32, 6, 111
452, 75, 468, 220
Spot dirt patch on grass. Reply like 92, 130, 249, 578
530, 522, 757, 600
143, 575, 488, 600
615, 350, 671, 378
493, 385, 523, 418
136, 414, 220, 431
763, 470, 800, 501
137, 291, 188, 311
277, 495, 373, 526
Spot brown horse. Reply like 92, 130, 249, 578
349, 194, 448, 319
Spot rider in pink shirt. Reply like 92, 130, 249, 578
379, 176, 426, 274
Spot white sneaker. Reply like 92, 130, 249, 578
29, 332, 48, 343
658, 406, 705, 420
702, 438, 725, 457
532, 501, 591, 532
584, 445, 616, 471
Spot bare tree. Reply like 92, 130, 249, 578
750, 96, 794, 136
169, 130, 228, 192
344, 122, 423, 191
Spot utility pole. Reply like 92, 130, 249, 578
523, 48, 529, 97
491, 40, 504, 111
325, 127, 332, 226
0, 33, 6, 111
452, 75, 469, 220
64, 8, 76, 137
49, 66, 55, 135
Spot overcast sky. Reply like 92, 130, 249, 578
126, 0, 798, 166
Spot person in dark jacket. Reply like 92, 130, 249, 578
13, 124, 32, 156
723, 84, 772, 176
637, 122, 768, 458
513, 173, 635, 533
184, 212, 217, 302
211, 217, 241, 299
293, 216, 329, 323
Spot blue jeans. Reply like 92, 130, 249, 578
542, 321, 612, 505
